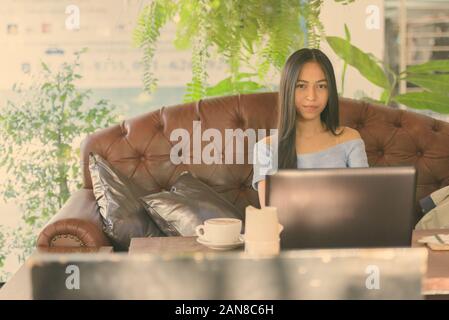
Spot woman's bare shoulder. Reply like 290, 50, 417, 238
337, 126, 361, 143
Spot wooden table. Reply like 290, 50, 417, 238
129, 236, 216, 254
412, 229, 449, 297
1, 230, 448, 299
0, 246, 113, 300
130, 230, 449, 298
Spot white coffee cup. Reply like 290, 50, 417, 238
195, 218, 242, 244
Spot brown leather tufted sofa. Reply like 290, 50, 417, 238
36, 92, 449, 250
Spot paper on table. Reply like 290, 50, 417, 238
418, 234, 449, 251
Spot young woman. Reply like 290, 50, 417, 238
252, 48, 369, 207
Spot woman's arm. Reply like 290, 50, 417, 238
252, 137, 276, 208
257, 180, 266, 208
347, 139, 369, 168
341, 128, 369, 168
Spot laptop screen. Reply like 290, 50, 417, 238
267, 166, 417, 249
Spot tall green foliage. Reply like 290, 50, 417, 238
0, 227, 6, 269
327, 27, 449, 113
0, 50, 118, 269
0, 226, 10, 282
134, 0, 340, 102
302, 0, 324, 49
133, 1, 176, 93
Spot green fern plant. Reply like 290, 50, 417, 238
133, 0, 354, 102
183, 0, 211, 102
133, 1, 176, 93
303, 0, 324, 49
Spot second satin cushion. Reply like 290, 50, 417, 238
140, 171, 242, 236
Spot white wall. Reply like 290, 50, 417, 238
320, 0, 385, 100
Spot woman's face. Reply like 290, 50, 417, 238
295, 61, 329, 121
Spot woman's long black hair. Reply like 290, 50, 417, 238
277, 48, 341, 169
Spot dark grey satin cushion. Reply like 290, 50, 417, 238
89, 153, 164, 250
140, 171, 242, 236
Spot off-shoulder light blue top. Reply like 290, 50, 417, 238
252, 138, 369, 190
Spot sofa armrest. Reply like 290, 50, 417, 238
36, 189, 111, 248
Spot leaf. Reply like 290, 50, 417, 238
75, 47, 88, 55
206, 77, 232, 96
205, 73, 264, 97
235, 81, 265, 92
334, 0, 356, 4
326, 36, 390, 89
406, 60, 449, 74
41, 62, 50, 73
25, 216, 38, 225
406, 74, 449, 94
235, 72, 258, 80
59, 92, 68, 103
344, 23, 351, 42
41, 83, 52, 91
380, 89, 390, 103
393, 92, 449, 114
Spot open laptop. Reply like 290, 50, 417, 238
266, 166, 417, 249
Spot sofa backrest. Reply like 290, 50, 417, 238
80, 92, 449, 219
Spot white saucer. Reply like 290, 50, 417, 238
196, 236, 244, 251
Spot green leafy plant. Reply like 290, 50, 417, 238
133, 0, 353, 102
0, 227, 6, 269
0, 226, 11, 283
394, 61, 449, 113
326, 25, 449, 113
302, 0, 325, 49
0, 49, 118, 266
339, 24, 351, 96
334, 0, 356, 5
